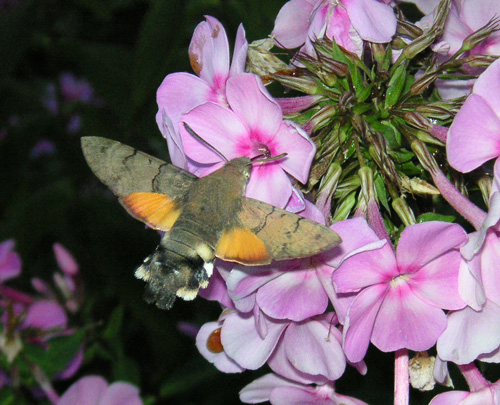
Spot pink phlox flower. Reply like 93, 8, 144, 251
214, 309, 355, 382
30, 139, 56, 159
403, 0, 500, 99
57, 375, 142, 405
447, 57, 500, 173
324, 217, 387, 324
59, 72, 96, 104
156, 16, 248, 169
272, 0, 396, 57
333, 221, 467, 363
436, 0, 500, 99
430, 379, 500, 405
0, 240, 21, 283
239, 372, 369, 405
180, 73, 316, 207
438, 169, 500, 364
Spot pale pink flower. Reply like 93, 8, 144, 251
156, 16, 248, 169
333, 221, 467, 362
179, 73, 316, 207
447, 57, 500, 172
437, 160, 500, 364
413, 0, 500, 98
272, 0, 396, 57
0, 240, 21, 283
240, 373, 369, 405
57, 375, 142, 405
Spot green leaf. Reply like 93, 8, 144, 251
417, 213, 456, 223
103, 305, 124, 343
375, 174, 391, 212
112, 355, 140, 384
385, 61, 408, 109
24, 330, 85, 379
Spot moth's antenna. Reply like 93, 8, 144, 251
251, 153, 287, 165
182, 122, 228, 162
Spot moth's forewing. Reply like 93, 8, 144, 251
236, 198, 342, 261
81, 136, 196, 200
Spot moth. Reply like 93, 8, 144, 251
81, 136, 341, 310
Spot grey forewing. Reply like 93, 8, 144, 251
81, 136, 196, 200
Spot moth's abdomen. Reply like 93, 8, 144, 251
134, 221, 218, 310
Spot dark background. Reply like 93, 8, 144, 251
0, 0, 480, 403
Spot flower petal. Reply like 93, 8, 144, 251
226, 74, 282, 138
156, 72, 212, 129
332, 243, 396, 293
284, 318, 346, 380
343, 284, 388, 362
245, 163, 292, 207
257, 266, 328, 322
0, 240, 21, 282
343, 0, 397, 42
221, 311, 287, 369
273, 121, 316, 184
239, 373, 304, 404
372, 282, 447, 352
58, 376, 108, 405
230, 24, 248, 76
447, 93, 500, 172
189, 16, 229, 86
272, 0, 316, 48
23, 300, 67, 330
396, 222, 467, 271
472, 51, 500, 113
99, 381, 142, 405
53, 243, 78, 276
409, 251, 465, 310
437, 302, 500, 364
180, 102, 247, 163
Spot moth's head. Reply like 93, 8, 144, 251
225, 157, 253, 180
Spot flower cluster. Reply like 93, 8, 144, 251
154, 1, 500, 403
0, 240, 142, 404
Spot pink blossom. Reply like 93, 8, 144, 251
0, 239, 21, 283
272, 0, 396, 57
240, 373, 369, 405
447, 57, 500, 172
332, 221, 467, 362
59, 72, 96, 104
437, 162, 500, 364
53, 243, 79, 276
206, 309, 354, 383
430, 375, 500, 405
156, 16, 248, 169
418, 0, 500, 98
57, 375, 142, 405
30, 139, 56, 159
179, 73, 316, 207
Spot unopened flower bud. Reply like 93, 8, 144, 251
392, 197, 416, 226
460, 17, 500, 53
273, 71, 321, 95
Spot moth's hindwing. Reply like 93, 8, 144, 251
236, 197, 342, 261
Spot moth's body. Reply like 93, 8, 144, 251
81, 137, 341, 310
135, 158, 251, 309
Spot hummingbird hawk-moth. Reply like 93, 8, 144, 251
81, 136, 341, 310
